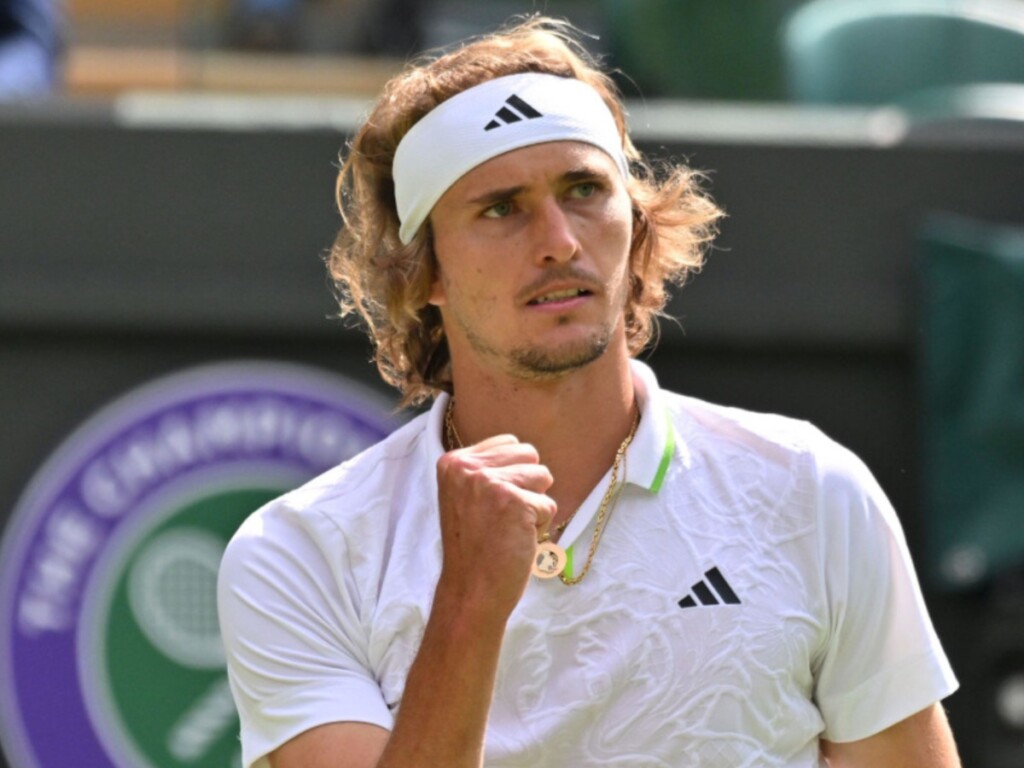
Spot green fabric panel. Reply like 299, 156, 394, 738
920, 214, 1024, 590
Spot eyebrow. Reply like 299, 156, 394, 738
465, 165, 612, 207
467, 185, 526, 207
562, 166, 610, 184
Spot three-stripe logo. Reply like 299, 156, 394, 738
484, 94, 543, 131
678, 566, 741, 608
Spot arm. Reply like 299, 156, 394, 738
271, 434, 555, 768
270, 590, 506, 768
271, 724, 388, 768
821, 703, 960, 768
811, 437, 959, 751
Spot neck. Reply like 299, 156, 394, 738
447, 343, 637, 521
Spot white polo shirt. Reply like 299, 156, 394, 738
218, 360, 958, 767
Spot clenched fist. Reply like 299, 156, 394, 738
435, 434, 557, 615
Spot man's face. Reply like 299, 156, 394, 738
428, 140, 633, 382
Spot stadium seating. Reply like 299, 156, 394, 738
603, 0, 807, 100
919, 214, 1024, 591
783, 0, 1024, 104
919, 213, 1024, 768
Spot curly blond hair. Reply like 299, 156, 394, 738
329, 16, 723, 407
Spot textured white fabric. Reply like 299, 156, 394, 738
392, 72, 630, 244
218, 361, 958, 768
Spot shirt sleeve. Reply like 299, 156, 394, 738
811, 438, 958, 743
217, 502, 394, 768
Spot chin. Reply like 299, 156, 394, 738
508, 331, 611, 379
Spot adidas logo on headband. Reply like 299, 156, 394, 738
484, 94, 543, 131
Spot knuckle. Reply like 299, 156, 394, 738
491, 482, 519, 508
437, 451, 478, 476
521, 444, 541, 463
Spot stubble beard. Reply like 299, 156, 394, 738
461, 318, 613, 382
508, 327, 612, 379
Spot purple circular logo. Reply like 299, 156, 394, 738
0, 362, 398, 768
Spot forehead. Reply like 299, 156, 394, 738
441, 140, 622, 202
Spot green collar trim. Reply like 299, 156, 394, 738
649, 405, 675, 493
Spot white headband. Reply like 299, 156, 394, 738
392, 72, 630, 244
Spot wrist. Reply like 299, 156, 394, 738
432, 572, 514, 637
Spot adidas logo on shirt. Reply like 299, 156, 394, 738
678, 567, 741, 609
484, 94, 543, 131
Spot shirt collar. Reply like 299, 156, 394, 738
624, 359, 682, 494
426, 391, 450, 466
426, 361, 681, 495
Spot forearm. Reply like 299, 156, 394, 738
376, 583, 509, 768
373, 435, 550, 767
821, 704, 961, 767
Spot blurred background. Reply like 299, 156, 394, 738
1, 1, 1023, 766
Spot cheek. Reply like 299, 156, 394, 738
614, 196, 635, 246
604, 210, 634, 304
429, 254, 501, 310
592, 191, 633, 246
593, 204, 634, 271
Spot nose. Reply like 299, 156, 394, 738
531, 197, 580, 265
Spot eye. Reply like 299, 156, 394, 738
482, 200, 514, 219
568, 181, 599, 199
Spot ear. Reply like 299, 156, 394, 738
426, 257, 447, 307
427, 276, 446, 307
422, 220, 447, 307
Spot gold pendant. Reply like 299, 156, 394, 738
532, 540, 566, 579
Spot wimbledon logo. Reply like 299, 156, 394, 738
0, 362, 398, 768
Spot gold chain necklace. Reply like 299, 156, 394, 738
443, 397, 462, 452
558, 406, 638, 585
442, 398, 640, 586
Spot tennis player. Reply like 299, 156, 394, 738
218, 17, 961, 767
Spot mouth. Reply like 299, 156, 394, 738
527, 288, 592, 306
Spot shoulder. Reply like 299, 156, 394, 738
662, 392, 884, 520
220, 411, 436, 626
665, 392, 849, 472
632, 360, 858, 507
222, 410, 435, 569
282, 410, 433, 515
